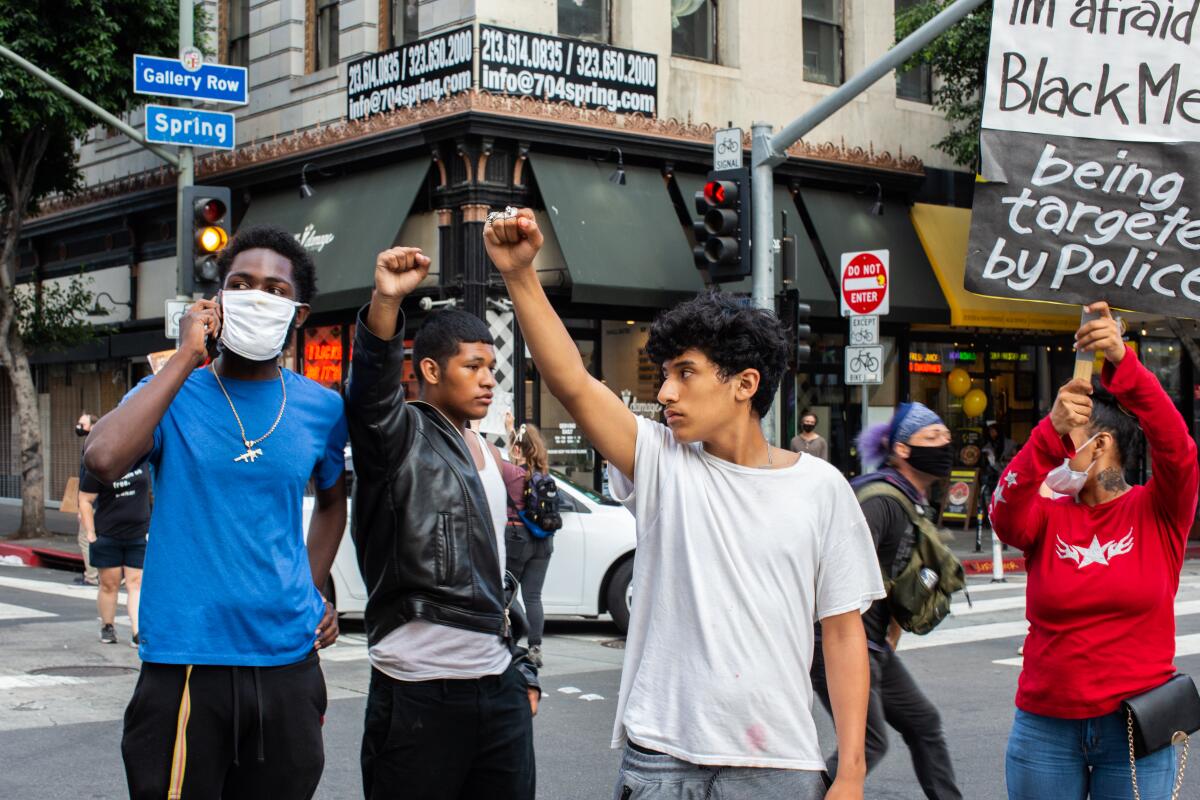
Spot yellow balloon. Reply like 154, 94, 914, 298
947, 368, 971, 398
963, 388, 988, 418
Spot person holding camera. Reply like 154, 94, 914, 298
991, 303, 1199, 799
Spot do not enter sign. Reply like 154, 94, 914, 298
840, 250, 890, 317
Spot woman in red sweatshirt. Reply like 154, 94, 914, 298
991, 303, 1199, 799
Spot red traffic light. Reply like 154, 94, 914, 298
196, 198, 226, 224
703, 180, 738, 206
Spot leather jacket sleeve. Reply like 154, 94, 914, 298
345, 303, 411, 480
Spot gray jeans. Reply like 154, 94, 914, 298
612, 745, 827, 800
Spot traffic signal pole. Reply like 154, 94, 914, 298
176, 0, 195, 301
749, 0, 988, 443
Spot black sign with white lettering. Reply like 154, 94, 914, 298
479, 25, 657, 116
346, 27, 473, 122
966, 130, 1200, 317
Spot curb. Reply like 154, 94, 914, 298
961, 557, 1026, 575
0, 542, 83, 571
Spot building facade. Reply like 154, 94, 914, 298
13, 0, 1196, 514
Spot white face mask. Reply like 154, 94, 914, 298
1043, 433, 1100, 498
219, 289, 301, 361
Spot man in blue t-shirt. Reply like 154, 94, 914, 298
85, 225, 348, 800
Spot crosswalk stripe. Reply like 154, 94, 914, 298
0, 602, 56, 621
952, 596, 1028, 617
0, 674, 86, 690
0, 575, 126, 604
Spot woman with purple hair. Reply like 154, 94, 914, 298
811, 402, 963, 800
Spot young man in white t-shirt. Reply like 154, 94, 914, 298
485, 210, 885, 800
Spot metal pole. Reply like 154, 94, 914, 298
0, 44, 179, 168
175, 0, 195, 300
751, 122, 779, 444
991, 529, 1007, 583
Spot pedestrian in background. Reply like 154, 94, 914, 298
811, 402, 963, 800
504, 413, 554, 668
992, 303, 1200, 800
74, 413, 99, 586
791, 411, 829, 461
78, 463, 150, 646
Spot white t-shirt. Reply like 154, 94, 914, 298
608, 416, 885, 769
369, 430, 512, 681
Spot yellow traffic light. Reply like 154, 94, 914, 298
197, 225, 228, 253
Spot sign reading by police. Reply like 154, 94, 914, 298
346, 27, 473, 122
479, 25, 657, 116
134, 54, 247, 105
145, 104, 235, 150
966, 1, 1200, 319
840, 250, 890, 317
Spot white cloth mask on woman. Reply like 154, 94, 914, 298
1043, 433, 1100, 498
219, 289, 300, 361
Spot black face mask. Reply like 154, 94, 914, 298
801, 423, 816, 433
905, 443, 954, 478
75, 425, 88, 438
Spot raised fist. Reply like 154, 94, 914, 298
375, 247, 431, 302
483, 208, 544, 274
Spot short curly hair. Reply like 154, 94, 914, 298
646, 292, 789, 419
216, 225, 317, 304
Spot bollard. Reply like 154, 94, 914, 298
991, 530, 1006, 583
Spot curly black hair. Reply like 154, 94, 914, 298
413, 310, 494, 384
646, 292, 789, 419
215, 225, 317, 304
1089, 379, 1143, 471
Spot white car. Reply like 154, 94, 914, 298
303, 471, 638, 632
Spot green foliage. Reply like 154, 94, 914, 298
11, 272, 97, 351
895, 0, 992, 169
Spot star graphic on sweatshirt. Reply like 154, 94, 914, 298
1055, 530, 1135, 569
992, 483, 1006, 505
1004, 472, 1018, 488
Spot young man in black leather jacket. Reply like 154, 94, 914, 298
346, 246, 540, 800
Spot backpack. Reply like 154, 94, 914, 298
855, 481, 969, 636
519, 472, 563, 539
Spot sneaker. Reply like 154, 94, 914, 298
100, 624, 117, 644
130, 633, 140, 649
72, 575, 98, 587
528, 645, 543, 668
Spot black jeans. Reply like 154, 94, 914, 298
811, 646, 962, 800
505, 523, 554, 647
361, 660, 535, 800
121, 652, 327, 800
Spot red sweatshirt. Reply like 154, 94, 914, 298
991, 347, 1199, 719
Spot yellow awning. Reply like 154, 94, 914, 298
911, 203, 1079, 332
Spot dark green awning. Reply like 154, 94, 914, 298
238, 159, 429, 313
797, 187, 949, 324
673, 175, 837, 317
529, 153, 704, 307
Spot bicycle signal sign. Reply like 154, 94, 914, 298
713, 127, 743, 170
845, 345, 884, 385
840, 249, 889, 316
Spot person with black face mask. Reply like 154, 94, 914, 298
789, 411, 828, 461
811, 401, 963, 800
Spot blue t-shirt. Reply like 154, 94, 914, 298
133, 367, 347, 666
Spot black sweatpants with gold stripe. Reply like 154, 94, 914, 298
121, 652, 327, 799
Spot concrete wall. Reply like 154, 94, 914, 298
74, 0, 956, 187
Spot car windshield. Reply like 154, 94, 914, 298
551, 470, 621, 506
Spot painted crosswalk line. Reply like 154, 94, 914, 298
0, 602, 56, 621
0, 674, 87, 690
0, 575, 127, 604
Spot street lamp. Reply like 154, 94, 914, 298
87, 291, 133, 318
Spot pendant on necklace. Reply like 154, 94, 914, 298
234, 444, 263, 463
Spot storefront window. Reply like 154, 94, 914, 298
601, 321, 661, 423
541, 339, 597, 488
303, 325, 346, 390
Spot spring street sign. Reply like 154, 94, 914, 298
145, 105, 235, 150
134, 54, 248, 105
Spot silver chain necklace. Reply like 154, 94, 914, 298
210, 364, 287, 464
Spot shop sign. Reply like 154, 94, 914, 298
939, 468, 980, 528
966, 3, 1200, 320
840, 250, 890, 317
303, 334, 343, 388
479, 26, 658, 116
346, 27, 474, 121
619, 390, 661, 419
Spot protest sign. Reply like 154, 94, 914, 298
967, 0, 1200, 319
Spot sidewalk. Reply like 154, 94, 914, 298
0, 503, 85, 571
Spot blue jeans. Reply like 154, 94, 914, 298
1006, 708, 1178, 800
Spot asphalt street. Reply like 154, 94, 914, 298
2, 563, 1200, 799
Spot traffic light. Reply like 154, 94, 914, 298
182, 185, 232, 298
692, 167, 752, 282
778, 288, 813, 365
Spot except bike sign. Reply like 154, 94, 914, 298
845, 345, 884, 386
848, 314, 879, 346
841, 250, 890, 316
134, 54, 248, 105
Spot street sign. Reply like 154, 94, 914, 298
134, 54, 248, 105
713, 127, 743, 170
840, 249, 890, 317
845, 345, 884, 385
145, 104, 235, 150
848, 314, 879, 346
164, 299, 190, 339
